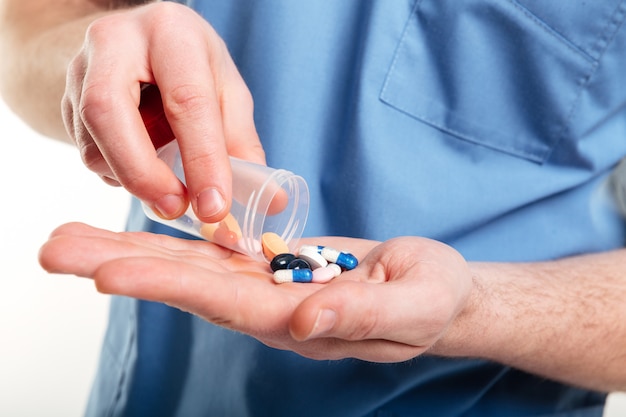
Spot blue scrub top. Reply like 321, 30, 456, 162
86, 1, 626, 416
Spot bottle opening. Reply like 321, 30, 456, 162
142, 141, 309, 261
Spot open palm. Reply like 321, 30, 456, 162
40, 222, 472, 363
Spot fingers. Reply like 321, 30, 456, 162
39, 225, 464, 362
38, 222, 232, 277
287, 279, 444, 362
289, 239, 472, 358
151, 25, 265, 221
289, 280, 405, 340
65, 9, 190, 219
216, 54, 265, 165
92, 255, 302, 339
63, 2, 266, 224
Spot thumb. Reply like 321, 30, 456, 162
289, 280, 384, 342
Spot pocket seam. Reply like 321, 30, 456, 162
508, 0, 597, 63
589, 0, 626, 60
379, 0, 614, 163
380, 0, 422, 103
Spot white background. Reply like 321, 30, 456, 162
1, 97, 625, 416
0, 97, 127, 416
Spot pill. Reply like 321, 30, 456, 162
312, 264, 342, 283
262, 232, 290, 260
220, 212, 243, 239
327, 263, 342, 277
298, 245, 324, 254
321, 247, 358, 270
287, 258, 311, 270
237, 237, 263, 256
213, 226, 239, 248
200, 222, 220, 241
176, 214, 195, 227
270, 253, 296, 272
297, 245, 328, 269
273, 268, 313, 284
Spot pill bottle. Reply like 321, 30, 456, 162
142, 141, 309, 262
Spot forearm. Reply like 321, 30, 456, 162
435, 249, 626, 392
0, 0, 154, 141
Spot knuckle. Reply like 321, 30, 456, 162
163, 84, 212, 121
84, 14, 123, 43
347, 311, 380, 341
118, 167, 153, 195
65, 53, 87, 86
237, 84, 255, 109
335, 283, 380, 341
78, 83, 115, 127
61, 94, 75, 139
78, 140, 105, 173
149, 1, 187, 26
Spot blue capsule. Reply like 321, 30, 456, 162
273, 268, 313, 284
321, 247, 358, 270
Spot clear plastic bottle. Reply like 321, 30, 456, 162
143, 141, 309, 262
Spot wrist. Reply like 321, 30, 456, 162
429, 264, 489, 358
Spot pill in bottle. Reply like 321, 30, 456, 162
142, 140, 309, 262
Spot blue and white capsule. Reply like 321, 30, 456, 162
273, 268, 313, 284
320, 247, 358, 270
298, 245, 324, 255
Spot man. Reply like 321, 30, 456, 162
2, 1, 626, 416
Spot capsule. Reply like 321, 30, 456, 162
273, 268, 313, 284
312, 263, 343, 283
298, 245, 324, 254
321, 247, 358, 270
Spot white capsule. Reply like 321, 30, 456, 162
327, 263, 342, 277
321, 247, 358, 270
312, 264, 343, 283
297, 246, 328, 269
298, 245, 324, 254
273, 269, 313, 284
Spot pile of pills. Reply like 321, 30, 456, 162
190, 212, 359, 284
263, 235, 359, 284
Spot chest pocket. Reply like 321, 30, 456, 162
380, 0, 626, 163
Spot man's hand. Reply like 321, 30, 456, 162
38, 221, 626, 391
62, 2, 265, 223
38, 222, 473, 363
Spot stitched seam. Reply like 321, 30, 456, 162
379, 0, 621, 163
550, 3, 626, 162
589, 0, 626, 59
508, 0, 596, 63
384, 100, 548, 162
380, 0, 422, 99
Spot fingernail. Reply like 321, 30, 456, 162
306, 309, 336, 340
154, 194, 185, 219
197, 187, 226, 219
